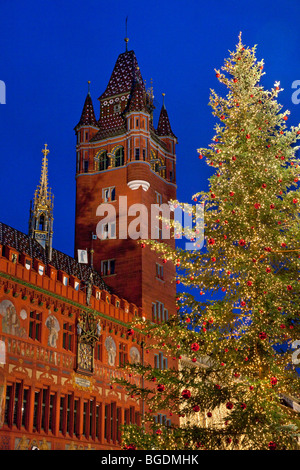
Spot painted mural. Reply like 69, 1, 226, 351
0, 300, 27, 338
104, 336, 116, 366
45, 311, 60, 348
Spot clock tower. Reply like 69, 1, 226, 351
74, 42, 177, 325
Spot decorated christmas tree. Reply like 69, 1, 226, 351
117, 33, 300, 450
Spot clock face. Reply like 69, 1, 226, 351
77, 342, 93, 373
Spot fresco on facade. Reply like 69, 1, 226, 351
0, 300, 27, 337
45, 311, 60, 348
129, 346, 140, 364
104, 336, 116, 366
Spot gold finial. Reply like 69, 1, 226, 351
42, 143, 50, 157
87, 80, 91, 94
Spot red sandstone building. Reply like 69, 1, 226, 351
0, 40, 177, 450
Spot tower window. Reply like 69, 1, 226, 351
154, 352, 168, 370
136, 118, 139, 128
103, 187, 116, 202
152, 301, 168, 323
101, 259, 115, 276
101, 222, 116, 239
156, 263, 164, 280
96, 151, 109, 171
155, 192, 162, 205
115, 147, 124, 167
135, 148, 140, 160
84, 160, 89, 173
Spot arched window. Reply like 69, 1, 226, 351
95, 151, 109, 171
114, 147, 124, 167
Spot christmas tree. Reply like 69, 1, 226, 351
117, 33, 300, 450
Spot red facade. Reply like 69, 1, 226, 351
0, 46, 178, 450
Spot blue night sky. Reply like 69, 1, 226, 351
1, 0, 300, 257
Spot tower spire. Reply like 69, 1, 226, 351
29, 144, 54, 260
124, 16, 129, 51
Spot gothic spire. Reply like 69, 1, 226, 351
29, 144, 54, 260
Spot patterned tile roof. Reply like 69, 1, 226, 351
99, 50, 145, 100
0, 222, 110, 292
127, 79, 147, 113
157, 104, 176, 138
90, 114, 126, 142
75, 92, 98, 129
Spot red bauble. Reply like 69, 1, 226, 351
181, 389, 191, 399
193, 405, 200, 412
127, 328, 134, 336
239, 239, 246, 246
157, 384, 165, 392
207, 412, 212, 417
226, 401, 234, 410
191, 342, 200, 351
270, 377, 278, 386
259, 332, 267, 340
208, 238, 215, 245
268, 441, 276, 450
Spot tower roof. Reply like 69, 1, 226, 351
99, 50, 146, 100
127, 74, 148, 113
157, 95, 176, 138
76, 86, 98, 128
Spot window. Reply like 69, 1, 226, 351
29, 311, 42, 341
84, 160, 89, 173
114, 103, 121, 113
73, 398, 79, 437
152, 301, 168, 323
143, 148, 146, 161
95, 336, 103, 362
119, 343, 127, 366
154, 352, 168, 370
136, 118, 139, 128
154, 414, 171, 427
115, 147, 124, 167
102, 187, 116, 202
135, 148, 140, 160
155, 192, 162, 205
156, 263, 164, 280
85, 131, 89, 141
101, 259, 115, 276
63, 322, 74, 351
95, 403, 101, 441
104, 404, 109, 440
116, 407, 122, 443
96, 151, 109, 171
101, 222, 116, 240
